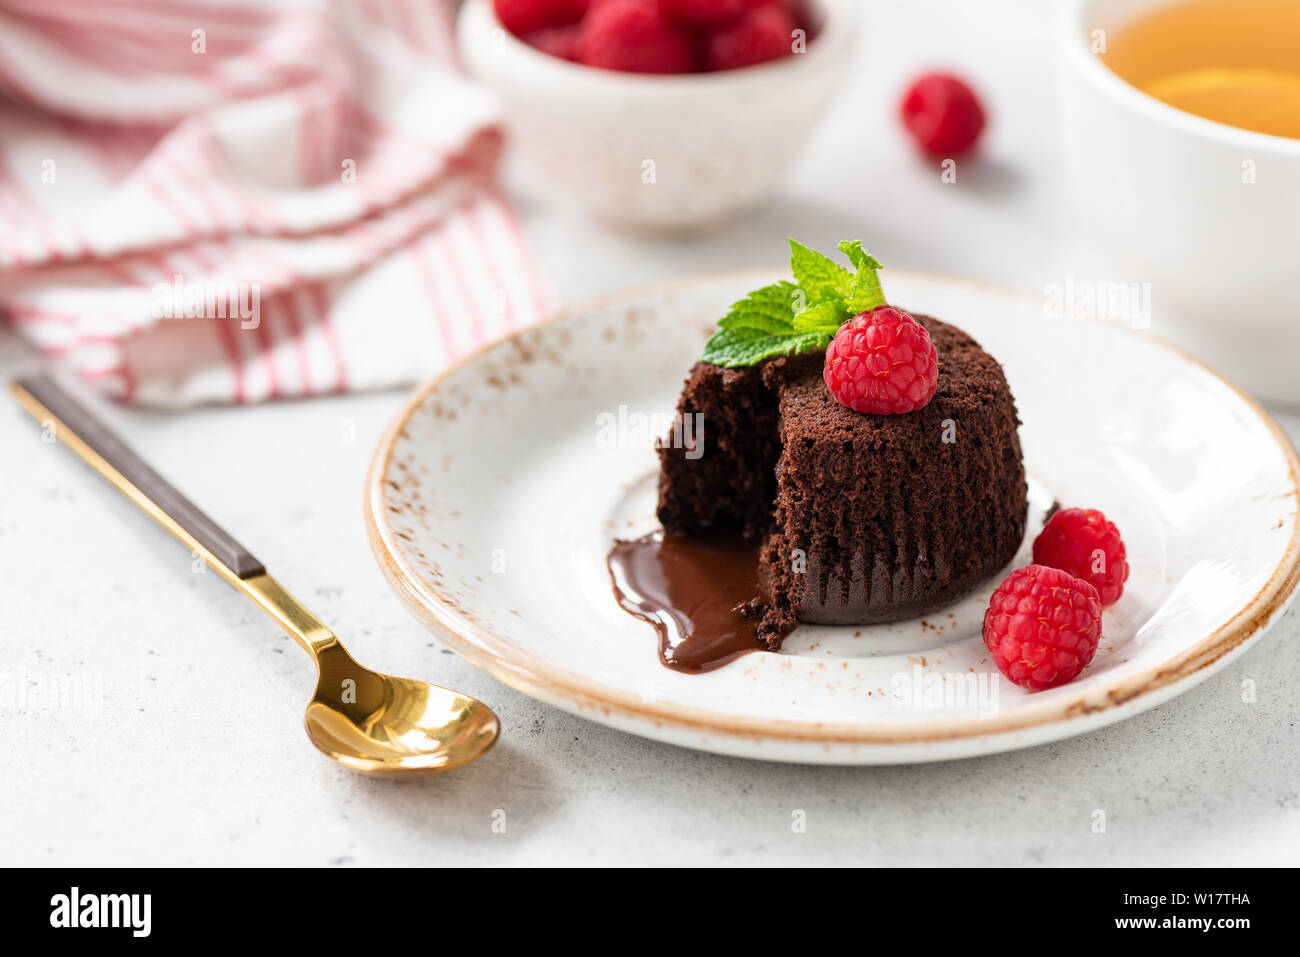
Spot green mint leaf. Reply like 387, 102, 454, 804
837, 240, 881, 273
838, 240, 886, 313
698, 240, 887, 367
788, 238, 853, 302
716, 281, 801, 335
699, 326, 831, 368
791, 299, 849, 333
844, 280, 885, 313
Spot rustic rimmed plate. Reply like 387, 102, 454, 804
365, 270, 1300, 764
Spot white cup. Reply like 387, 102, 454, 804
1061, 0, 1300, 406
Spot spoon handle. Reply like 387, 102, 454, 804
10, 374, 335, 656
11, 373, 265, 578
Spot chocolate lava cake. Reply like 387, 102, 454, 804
657, 313, 1027, 648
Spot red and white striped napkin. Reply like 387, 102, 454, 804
0, 0, 552, 406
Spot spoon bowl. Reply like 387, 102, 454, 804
306, 646, 499, 776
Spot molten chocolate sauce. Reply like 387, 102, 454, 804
607, 531, 767, 674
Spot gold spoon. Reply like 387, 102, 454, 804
11, 374, 499, 777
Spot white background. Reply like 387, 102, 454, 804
1, 0, 1297, 866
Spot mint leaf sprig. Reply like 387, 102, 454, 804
699, 239, 885, 368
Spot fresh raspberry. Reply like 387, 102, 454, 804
577, 0, 695, 74
702, 5, 797, 70
983, 565, 1102, 691
822, 306, 938, 415
663, 0, 763, 28
1032, 507, 1129, 606
494, 0, 586, 38
524, 24, 582, 61
900, 72, 987, 155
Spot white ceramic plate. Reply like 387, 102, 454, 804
366, 270, 1300, 764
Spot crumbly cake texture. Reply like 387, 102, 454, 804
656, 313, 1028, 649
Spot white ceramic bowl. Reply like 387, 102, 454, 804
1061, 0, 1300, 406
457, 0, 857, 231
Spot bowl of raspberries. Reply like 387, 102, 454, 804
458, 0, 856, 230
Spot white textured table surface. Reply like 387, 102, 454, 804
2, 0, 1298, 867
